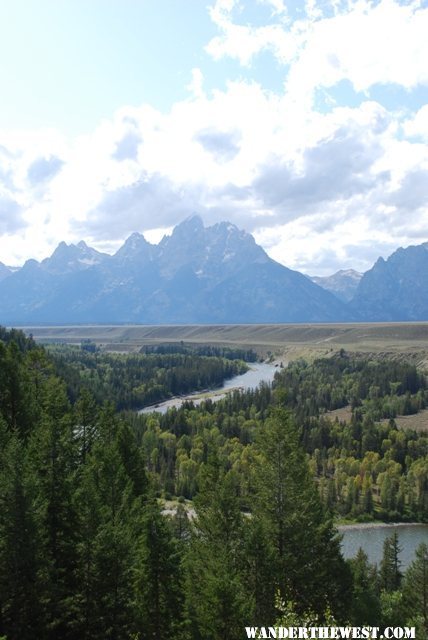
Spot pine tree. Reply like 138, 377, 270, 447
252, 408, 352, 619
348, 548, 380, 625
402, 542, 428, 632
0, 424, 43, 639
380, 532, 402, 592
0, 340, 39, 439
28, 376, 79, 639
133, 499, 184, 640
242, 515, 277, 626
185, 460, 251, 640
73, 410, 139, 640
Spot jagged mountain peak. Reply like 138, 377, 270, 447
155, 216, 268, 279
22, 258, 40, 271
13, 217, 428, 324
311, 268, 363, 303
120, 231, 150, 248
179, 214, 204, 229
350, 240, 428, 320
166, 214, 205, 241
41, 239, 107, 274
0, 216, 355, 323
210, 220, 249, 244
114, 231, 153, 262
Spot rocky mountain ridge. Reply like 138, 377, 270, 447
0, 217, 427, 323
310, 269, 363, 302
0, 216, 351, 324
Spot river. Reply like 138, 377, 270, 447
338, 522, 428, 568
140, 364, 428, 570
138, 361, 278, 415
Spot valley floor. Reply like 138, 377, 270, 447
20, 321, 428, 366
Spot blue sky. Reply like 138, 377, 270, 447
1, 0, 428, 274
0, 1, 214, 132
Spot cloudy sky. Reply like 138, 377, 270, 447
1, 0, 428, 275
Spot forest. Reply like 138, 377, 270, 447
1, 327, 428, 639
50, 344, 251, 409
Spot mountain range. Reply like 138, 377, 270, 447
0, 216, 427, 324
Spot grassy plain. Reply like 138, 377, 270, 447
326, 405, 428, 432
20, 322, 428, 366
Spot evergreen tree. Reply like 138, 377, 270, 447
28, 376, 79, 639
0, 340, 39, 439
348, 548, 380, 625
0, 424, 43, 639
73, 409, 140, 640
402, 542, 428, 632
380, 532, 402, 592
133, 499, 184, 640
242, 515, 277, 626
252, 408, 352, 618
185, 461, 250, 640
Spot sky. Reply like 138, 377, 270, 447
1, 0, 428, 275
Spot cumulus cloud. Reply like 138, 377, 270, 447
404, 105, 428, 141
252, 126, 384, 218
77, 174, 202, 240
1, 78, 428, 272
27, 155, 64, 185
194, 128, 241, 162
387, 169, 428, 212
207, 0, 428, 108
0, 193, 26, 234
0, 0, 428, 273
113, 130, 141, 162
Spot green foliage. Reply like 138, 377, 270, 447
50, 345, 248, 409
274, 593, 338, 627
133, 499, 184, 640
402, 542, 428, 633
348, 548, 380, 624
380, 590, 407, 630
2, 327, 428, 637
185, 461, 251, 640
141, 342, 258, 362
380, 532, 402, 592
252, 409, 352, 619
0, 424, 43, 639
274, 351, 426, 420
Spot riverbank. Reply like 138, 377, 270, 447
337, 521, 425, 531
138, 387, 234, 414
139, 361, 278, 414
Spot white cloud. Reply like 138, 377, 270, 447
285, 0, 428, 110
259, 0, 287, 16
207, 0, 428, 109
187, 68, 206, 100
0, 78, 428, 272
404, 105, 428, 141
0, 0, 428, 275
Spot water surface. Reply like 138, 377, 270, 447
338, 522, 428, 569
139, 361, 278, 414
